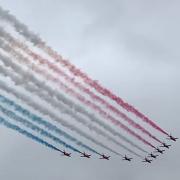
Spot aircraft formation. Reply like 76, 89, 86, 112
0, 5, 178, 165
60, 136, 177, 163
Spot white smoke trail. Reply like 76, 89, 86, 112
0, 42, 147, 154
0, 31, 156, 149
0, 27, 162, 145
0, 5, 168, 136
0, 104, 82, 154
0, 94, 101, 155
0, 78, 123, 157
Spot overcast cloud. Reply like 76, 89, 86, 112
0, 0, 180, 179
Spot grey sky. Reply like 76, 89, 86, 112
0, 0, 180, 179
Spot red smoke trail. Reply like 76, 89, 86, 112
2, 37, 156, 148
0, 30, 162, 144
0, 7, 168, 136
0, 37, 149, 154
40, 45, 168, 136
28, 54, 162, 143
27, 52, 161, 144
8, 48, 156, 149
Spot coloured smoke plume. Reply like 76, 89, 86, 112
0, 94, 101, 155
0, 104, 83, 154
0, 116, 63, 153
0, 92, 140, 157
0, 6, 168, 135
0, 28, 162, 144
0, 64, 146, 157
0, 80, 126, 157
0, 44, 149, 154
0, 49, 155, 150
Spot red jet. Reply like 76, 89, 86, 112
160, 142, 171, 149
62, 150, 71, 157
100, 154, 110, 160
122, 155, 133, 162
155, 148, 165, 154
167, 135, 178, 142
80, 152, 91, 158
148, 153, 158, 159
142, 157, 152, 164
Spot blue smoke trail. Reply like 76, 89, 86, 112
0, 83, 123, 157
0, 104, 82, 154
0, 116, 62, 152
0, 94, 100, 155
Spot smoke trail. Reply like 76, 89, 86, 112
0, 104, 122, 157
0, 62, 145, 156
0, 104, 83, 154
0, 94, 102, 156
42, 45, 168, 136
0, 94, 143, 158
0, 47, 150, 152
0, 116, 63, 153
0, 28, 162, 144
0, 6, 168, 135
0, 52, 155, 150
0, 80, 124, 157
